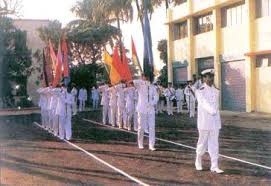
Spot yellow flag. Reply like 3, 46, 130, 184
103, 50, 121, 85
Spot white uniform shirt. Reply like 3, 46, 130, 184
71, 88, 78, 102
133, 80, 159, 114
109, 87, 117, 107
56, 90, 67, 116
65, 92, 74, 116
175, 88, 184, 101
78, 88, 87, 101
99, 85, 109, 106
124, 87, 136, 112
91, 88, 100, 100
115, 83, 125, 108
164, 87, 176, 100
184, 85, 196, 102
195, 83, 221, 131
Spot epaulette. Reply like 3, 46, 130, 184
199, 87, 205, 90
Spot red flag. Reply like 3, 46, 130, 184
121, 46, 132, 81
61, 36, 69, 77
48, 40, 57, 73
112, 45, 125, 80
52, 42, 63, 87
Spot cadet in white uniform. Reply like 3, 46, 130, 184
78, 87, 87, 112
133, 75, 159, 151
99, 84, 110, 125
124, 82, 136, 131
56, 86, 67, 140
157, 85, 165, 114
65, 86, 74, 140
71, 84, 78, 115
175, 85, 185, 113
115, 82, 126, 129
37, 87, 47, 128
52, 87, 61, 136
195, 69, 224, 174
109, 86, 117, 127
164, 83, 175, 115
91, 86, 100, 110
184, 81, 196, 118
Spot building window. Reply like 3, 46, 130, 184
256, 54, 271, 67
173, 21, 188, 40
221, 2, 246, 27
256, 0, 271, 18
194, 13, 213, 35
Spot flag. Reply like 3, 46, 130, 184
112, 45, 125, 80
61, 35, 69, 77
48, 40, 57, 74
42, 48, 49, 87
143, 0, 154, 82
52, 42, 63, 87
121, 46, 132, 81
131, 36, 143, 74
61, 35, 70, 86
103, 49, 121, 85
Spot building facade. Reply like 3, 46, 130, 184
13, 19, 50, 106
167, 0, 271, 113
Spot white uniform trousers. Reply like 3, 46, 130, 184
41, 109, 46, 127
79, 100, 85, 112
138, 113, 155, 148
44, 110, 49, 129
196, 130, 220, 170
93, 99, 99, 110
187, 101, 195, 118
176, 100, 184, 113
117, 106, 123, 128
126, 110, 134, 131
49, 110, 54, 131
158, 100, 165, 113
72, 99, 77, 115
110, 106, 117, 127
133, 111, 138, 131
166, 99, 174, 115
123, 109, 127, 129
53, 114, 59, 136
102, 105, 109, 124
58, 115, 72, 140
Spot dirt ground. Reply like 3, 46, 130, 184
0, 110, 270, 186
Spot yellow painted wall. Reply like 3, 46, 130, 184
194, 32, 215, 58
255, 17, 271, 51
171, 3, 189, 21
173, 39, 189, 61
221, 26, 247, 55
255, 66, 271, 113
192, 0, 215, 12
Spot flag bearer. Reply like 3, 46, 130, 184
195, 69, 224, 174
65, 86, 74, 141
115, 82, 126, 129
124, 81, 136, 131
109, 85, 117, 127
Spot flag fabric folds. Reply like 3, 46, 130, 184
103, 49, 121, 85
143, 0, 154, 82
52, 42, 63, 87
48, 40, 57, 73
61, 36, 70, 86
121, 46, 132, 81
131, 36, 143, 74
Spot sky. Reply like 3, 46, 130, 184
20, 0, 168, 70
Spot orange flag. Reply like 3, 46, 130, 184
61, 35, 69, 77
112, 45, 125, 80
103, 50, 121, 85
52, 42, 63, 87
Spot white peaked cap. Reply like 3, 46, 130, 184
201, 69, 215, 75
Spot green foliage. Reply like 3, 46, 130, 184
157, 39, 168, 87
37, 20, 62, 48
0, 16, 33, 108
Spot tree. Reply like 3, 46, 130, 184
157, 39, 168, 87
0, 0, 22, 16
0, 17, 33, 108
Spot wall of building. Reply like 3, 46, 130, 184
13, 19, 50, 106
167, 0, 271, 113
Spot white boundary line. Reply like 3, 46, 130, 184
83, 118, 271, 171
33, 122, 149, 186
